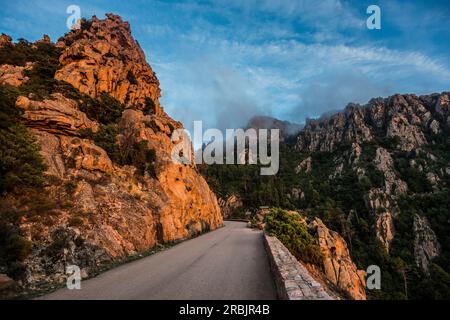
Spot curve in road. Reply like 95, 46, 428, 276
38, 221, 277, 300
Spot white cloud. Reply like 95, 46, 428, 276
151, 30, 450, 131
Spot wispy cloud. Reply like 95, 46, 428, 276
1, 0, 449, 131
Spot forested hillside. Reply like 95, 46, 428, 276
201, 93, 450, 299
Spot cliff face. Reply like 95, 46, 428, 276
296, 93, 450, 153
55, 14, 162, 113
413, 214, 440, 274
289, 92, 450, 298
201, 90, 450, 299
0, 14, 222, 291
295, 92, 448, 253
308, 218, 366, 300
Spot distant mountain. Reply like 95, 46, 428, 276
247, 115, 303, 141
201, 92, 450, 300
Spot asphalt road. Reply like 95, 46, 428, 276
38, 221, 277, 300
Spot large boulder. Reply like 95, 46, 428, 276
0, 62, 32, 87
308, 218, 366, 300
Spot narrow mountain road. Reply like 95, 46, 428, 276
38, 221, 277, 300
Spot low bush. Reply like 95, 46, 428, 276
68, 216, 84, 227
0, 86, 47, 193
265, 208, 322, 266
143, 97, 156, 115
0, 223, 32, 279
79, 125, 157, 177
57, 84, 125, 125
127, 70, 138, 85
128, 141, 157, 176
91, 124, 122, 163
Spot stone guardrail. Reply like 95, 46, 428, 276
263, 233, 334, 300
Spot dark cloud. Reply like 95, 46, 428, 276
290, 71, 393, 122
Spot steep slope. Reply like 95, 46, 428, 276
295, 93, 448, 248
0, 14, 222, 295
292, 93, 450, 299
201, 92, 450, 299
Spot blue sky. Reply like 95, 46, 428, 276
1, 0, 449, 132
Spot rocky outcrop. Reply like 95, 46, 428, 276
253, 206, 272, 229
308, 218, 366, 300
295, 93, 450, 255
349, 142, 362, 165
374, 211, 395, 252
16, 94, 100, 135
218, 194, 243, 219
364, 189, 396, 251
296, 104, 373, 152
0, 33, 12, 47
0, 62, 32, 87
413, 215, 440, 274
295, 156, 312, 174
296, 93, 450, 153
374, 147, 407, 195
55, 14, 162, 113
1, 14, 223, 291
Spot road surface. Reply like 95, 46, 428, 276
39, 221, 277, 300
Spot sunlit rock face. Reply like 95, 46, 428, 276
308, 218, 366, 300
296, 93, 450, 153
55, 14, 163, 114
1, 13, 223, 290
295, 92, 449, 253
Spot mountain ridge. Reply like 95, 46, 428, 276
203, 91, 450, 299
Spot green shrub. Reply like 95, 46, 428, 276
80, 18, 93, 31
0, 223, 32, 279
167, 122, 175, 133
143, 97, 156, 115
395, 156, 432, 193
53, 81, 125, 125
0, 40, 61, 67
91, 124, 121, 163
5, 261, 27, 279
127, 70, 138, 85
265, 208, 322, 265
95, 92, 125, 124
0, 124, 47, 192
0, 41, 63, 100
129, 141, 157, 176
79, 125, 157, 177
0, 85, 21, 128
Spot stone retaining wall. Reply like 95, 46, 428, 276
264, 233, 334, 300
